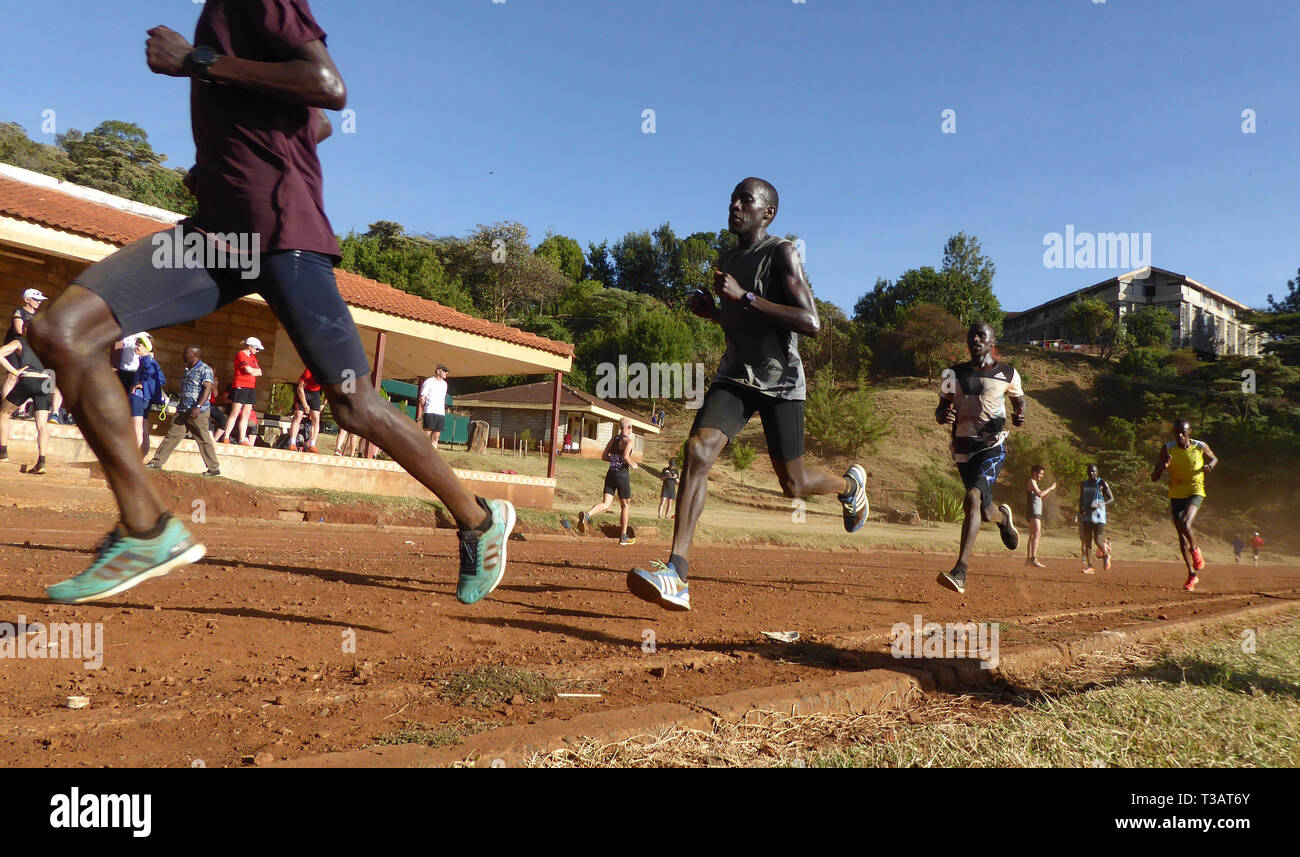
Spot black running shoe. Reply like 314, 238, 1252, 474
996, 503, 1019, 550
937, 567, 967, 594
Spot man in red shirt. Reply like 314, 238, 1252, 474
27, 0, 514, 607
286, 367, 322, 452
221, 337, 263, 445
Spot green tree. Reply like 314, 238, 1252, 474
1064, 296, 1125, 358
0, 122, 72, 177
584, 240, 616, 286
446, 221, 569, 322
338, 223, 474, 313
730, 439, 756, 483
896, 302, 966, 380
1123, 305, 1175, 348
803, 369, 892, 456
534, 232, 585, 284
55, 120, 196, 214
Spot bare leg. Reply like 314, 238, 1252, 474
309, 410, 321, 448
236, 404, 251, 444
770, 456, 850, 499
586, 493, 615, 519
325, 378, 484, 526
287, 408, 305, 447
619, 498, 630, 536
221, 405, 241, 444
668, 429, 728, 562
27, 286, 165, 532
34, 409, 49, 459
955, 487, 983, 569
0, 399, 14, 448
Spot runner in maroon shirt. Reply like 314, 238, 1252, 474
28, 0, 514, 607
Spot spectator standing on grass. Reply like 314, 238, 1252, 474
658, 460, 680, 519
418, 364, 449, 450
127, 336, 166, 459
286, 367, 322, 452
1025, 464, 1056, 567
221, 337, 263, 445
149, 346, 219, 477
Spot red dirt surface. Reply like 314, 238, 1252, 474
1, 478, 1297, 767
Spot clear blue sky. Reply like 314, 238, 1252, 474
3, 0, 1297, 313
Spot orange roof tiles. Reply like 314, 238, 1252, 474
0, 173, 573, 358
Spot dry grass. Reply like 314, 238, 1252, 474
522, 613, 1300, 768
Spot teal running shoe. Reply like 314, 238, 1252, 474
457, 497, 516, 605
839, 464, 869, 533
627, 560, 690, 612
47, 517, 206, 604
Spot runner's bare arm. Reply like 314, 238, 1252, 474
1201, 443, 1219, 473
146, 27, 347, 110
1151, 445, 1170, 481
712, 242, 819, 336
935, 397, 956, 425
1009, 394, 1026, 427
687, 290, 720, 324
312, 108, 333, 143
297, 380, 309, 411
0, 340, 23, 375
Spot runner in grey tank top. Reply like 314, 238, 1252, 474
714, 234, 806, 400
626, 177, 871, 613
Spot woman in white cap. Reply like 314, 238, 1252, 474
3, 288, 47, 403
221, 337, 263, 445
127, 335, 165, 459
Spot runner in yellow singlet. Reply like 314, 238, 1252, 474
1151, 418, 1219, 591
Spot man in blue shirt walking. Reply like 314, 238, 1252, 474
148, 346, 220, 476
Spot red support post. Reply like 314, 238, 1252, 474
362, 330, 387, 460
547, 371, 563, 479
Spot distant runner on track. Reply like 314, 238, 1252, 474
1077, 463, 1114, 574
1151, 418, 1218, 591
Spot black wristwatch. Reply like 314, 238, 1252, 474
743, 291, 757, 308
187, 46, 218, 81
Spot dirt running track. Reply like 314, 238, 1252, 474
0, 507, 1297, 767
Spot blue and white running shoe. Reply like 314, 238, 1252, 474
627, 560, 690, 612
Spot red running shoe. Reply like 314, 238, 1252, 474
1184, 573, 1199, 591
1191, 547, 1205, 571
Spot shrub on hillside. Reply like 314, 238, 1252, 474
804, 370, 892, 457
916, 466, 964, 523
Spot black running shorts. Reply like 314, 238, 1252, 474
74, 228, 370, 386
423, 413, 445, 433
230, 387, 256, 406
604, 467, 632, 500
1079, 520, 1106, 545
1170, 495, 1204, 517
5, 375, 52, 411
691, 381, 804, 462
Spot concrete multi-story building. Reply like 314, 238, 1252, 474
1003, 266, 1262, 356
